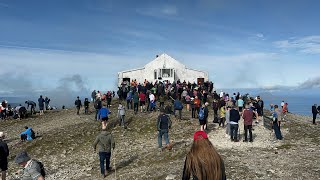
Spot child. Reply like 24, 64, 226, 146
219, 106, 226, 127
97, 103, 111, 129
117, 103, 126, 128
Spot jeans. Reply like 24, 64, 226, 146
219, 117, 225, 127
191, 108, 195, 118
174, 109, 182, 119
230, 123, 239, 141
119, 115, 125, 127
158, 129, 169, 148
99, 152, 111, 175
127, 100, 131, 109
313, 113, 317, 124
134, 103, 138, 113
244, 125, 253, 141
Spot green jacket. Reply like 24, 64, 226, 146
93, 130, 115, 153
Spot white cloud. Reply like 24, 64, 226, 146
256, 33, 264, 38
274, 35, 320, 54
136, 5, 178, 19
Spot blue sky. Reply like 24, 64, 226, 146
1, 0, 320, 96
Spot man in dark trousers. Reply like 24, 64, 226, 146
93, 127, 115, 178
242, 105, 254, 142
75, 96, 82, 115
312, 104, 318, 125
157, 108, 172, 150
229, 106, 240, 142
0, 132, 9, 180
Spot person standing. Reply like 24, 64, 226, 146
237, 97, 244, 113
203, 102, 209, 130
117, 103, 126, 128
313, 104, 319, 125
94, 98, 102, 120
157, 108, 172, 150
139, 91, 146, 113
272, 105, 283, 140
229, 106, 240, 142
84, 98, 90, 114
0, 132, 9, 180
93, 127, 115, 178
174, 99, 183, 120
75, 96, 82, 115
38, 95, 45, 115
242, 105, 254, 142
219, 105, 226, 127
132, 92, 139, 114
44, 97, 50, 110
91, 90, 97, 102
194, 96, 201, 118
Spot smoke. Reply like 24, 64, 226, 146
298, 77, 320, 89
45, 74, 90, 108
0, 74, 90, 108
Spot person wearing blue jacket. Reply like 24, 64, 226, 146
20, 126, 35, 141
97, 103, 111, 129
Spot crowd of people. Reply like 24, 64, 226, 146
0, 78, 292, 180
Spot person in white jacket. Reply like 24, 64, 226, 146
118, 103, 126, 128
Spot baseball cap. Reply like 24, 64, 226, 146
193, 131, 208, 141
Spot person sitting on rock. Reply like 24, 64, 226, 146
20, 126, 36, 141
182, 131, 226, 180
15, 151, 45, 180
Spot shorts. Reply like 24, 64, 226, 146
0, 160, 8, 171
140, 101, 145, 105
102, 117, 108, 121
199, 120, 206, 125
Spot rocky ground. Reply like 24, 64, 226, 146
1, 100, 319, 180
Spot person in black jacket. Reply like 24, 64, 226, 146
312, 104, 318, 125
84, 98, 90, 114
0, 132, 9, 180
182, 131, 226, 180
229, 106, 240, 142
75, 96, 82, 115
157, 108, 172, 150
25, 100, 36, 115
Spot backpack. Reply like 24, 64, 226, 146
34, 160, 46, 177
94, 100, 101, 109
198, 107, 205, 121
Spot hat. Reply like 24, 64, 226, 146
193, 131, 208, 141
0, 132, 4, 138
15, 151, 31, 164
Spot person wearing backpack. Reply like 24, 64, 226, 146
15, 151, 45, 180
117, 103, 126, 128
174, 99, 183, 120
198, 104, 206, 131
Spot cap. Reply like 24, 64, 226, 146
193, 131, 208, 141
15, 151, 31, 164
0, 132, 4, 138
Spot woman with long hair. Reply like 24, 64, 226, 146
182, 131, 226, 180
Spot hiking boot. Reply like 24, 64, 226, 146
243, 140, 248, 142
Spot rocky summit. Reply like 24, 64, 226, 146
1, 100, 319, 180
